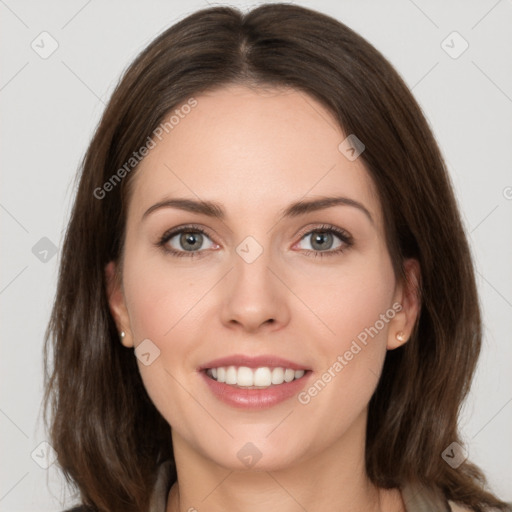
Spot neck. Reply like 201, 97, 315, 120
166, 409, 403, 512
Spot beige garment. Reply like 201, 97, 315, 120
149, 459, 474, 512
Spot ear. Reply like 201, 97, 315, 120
105, 261, 133, 348
387, 258, 421, 350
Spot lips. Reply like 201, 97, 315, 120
200, 369, 312, 409
198, 354, 311, 372
196, 354, 312, 409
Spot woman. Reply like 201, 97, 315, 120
43, 3, 511, 512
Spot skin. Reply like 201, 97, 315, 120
106, 84, 420, 512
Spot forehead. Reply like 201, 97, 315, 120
127, 84, 380, 225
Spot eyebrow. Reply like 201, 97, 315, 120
142, 195, 373, 224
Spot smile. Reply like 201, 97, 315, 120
205, 365, 307, 388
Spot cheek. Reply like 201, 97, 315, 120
292, 249, 396, 353
291, 248, 395, 408
120, 248, 216, 418
122, 249, 206, 341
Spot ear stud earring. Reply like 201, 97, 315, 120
119, 331, 126, 341
396, 331, 406, 342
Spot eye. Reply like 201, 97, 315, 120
294, 224, 353, 257
157, 225, 217, 258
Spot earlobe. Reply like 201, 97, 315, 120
105, 261, 134, 348
387, 258, 421, 350
387, 329, 408, 350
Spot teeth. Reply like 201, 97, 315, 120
226, 366, 237, 385
271, 367, 284, 385
205, 366, 306, 388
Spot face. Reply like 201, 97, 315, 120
106, 84, 419, 471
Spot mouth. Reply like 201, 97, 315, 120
203, 366, 311, 389
197, 354, 313, 408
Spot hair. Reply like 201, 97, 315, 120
42, 3, 510, 512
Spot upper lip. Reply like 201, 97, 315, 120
198, 354, 311, 371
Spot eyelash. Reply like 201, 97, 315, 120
156, 223, 354, 259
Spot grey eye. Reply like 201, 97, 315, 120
168, 231, 214, 252
298, 231, 343, 252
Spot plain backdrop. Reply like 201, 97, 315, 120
1, 0, 511, 510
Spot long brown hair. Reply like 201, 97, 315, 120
43, 4, 509, 511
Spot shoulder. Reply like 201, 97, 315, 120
448, 499, 512, 512
400, 481, 480, 512
447, 499, 512, 512
447, 501, 473, 512
449, 502, 512, 512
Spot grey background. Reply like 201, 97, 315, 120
1, 0, 511, 510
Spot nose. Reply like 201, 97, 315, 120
220, 244, 291, 333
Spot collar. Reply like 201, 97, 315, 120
149, 459, 450, 512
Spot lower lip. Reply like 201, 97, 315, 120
200, 370, 312, 409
